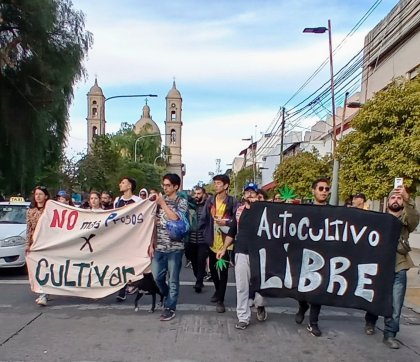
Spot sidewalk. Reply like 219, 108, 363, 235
405, 232, 420, 312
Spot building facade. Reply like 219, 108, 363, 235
86, 79, 185, 186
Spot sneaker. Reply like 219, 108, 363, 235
256, 306, 268, 321
160, 308, 176, 321
235, 321, 249, 330
194, 283, 203, 294
204, 273, 213, 282
383, 336, 399, 349
116, 295, 126, 302
216, 302, 225, 313
210, 292, 218, 303
307, 323, 322, 337
295, 307, 308, 324
36, 295, 47, 306
365, 323, 375, 335
185, 260, 192, 268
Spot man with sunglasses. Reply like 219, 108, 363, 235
295, 177, 330, 337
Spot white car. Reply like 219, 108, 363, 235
0, 198, 30, 269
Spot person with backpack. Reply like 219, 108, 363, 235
150, 173, 189, 321
185, 186, 208, 293
199, 174, 239, 313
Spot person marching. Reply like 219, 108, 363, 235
216, 182, 268, 329
26, 186, 50, 306
199, 174, 238, 313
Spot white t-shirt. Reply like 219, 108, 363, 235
113, 195, 141, 208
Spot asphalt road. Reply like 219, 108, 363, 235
1, 260, 420, 362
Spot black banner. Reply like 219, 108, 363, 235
241, 202, 402, 316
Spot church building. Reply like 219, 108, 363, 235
86, 79, 185, 186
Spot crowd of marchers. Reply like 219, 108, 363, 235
25, 173, 419, 350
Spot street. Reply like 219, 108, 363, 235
1, 259, 420, 362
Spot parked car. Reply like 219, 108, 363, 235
0, 197, 30, 269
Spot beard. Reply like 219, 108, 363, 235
388, 202, 404, 212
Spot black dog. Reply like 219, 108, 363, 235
126, 273, 163, 313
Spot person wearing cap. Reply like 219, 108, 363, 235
216, 182, 268, 329
56, 190, 74, 206
352, 193, 366, 209
199, 174, 239, 313
364, 185, 419, 349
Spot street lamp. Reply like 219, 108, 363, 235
303, 19, 338, 205
242, 136, 256, 182
134, 133, 168, 163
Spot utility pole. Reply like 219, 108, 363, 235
279, 107, 286, 164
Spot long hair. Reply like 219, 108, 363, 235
30, 186, 50, 209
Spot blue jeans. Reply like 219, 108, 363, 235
152, 250, 183, 311
384, 269, 407, 338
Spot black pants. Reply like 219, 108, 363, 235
299, 301, 321, 325
208, 248, 229, 303
365, 312, 378, 325
185, 242, 208, 287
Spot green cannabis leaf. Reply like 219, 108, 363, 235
277, 185, 297, 201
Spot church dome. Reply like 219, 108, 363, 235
134, 102, 161, 136
88, 78, 103, 95
166, 80, 181, 99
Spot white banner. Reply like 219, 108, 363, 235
26, 200, 156, 298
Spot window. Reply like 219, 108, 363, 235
170, 129, 176, 144
171, 111, 176, 121
92, 107, 98, 117
92, 100, 97, 105
93, 126, 98, 137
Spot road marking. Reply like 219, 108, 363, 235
0, 280, 237, 287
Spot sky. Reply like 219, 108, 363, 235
68, 0, 398, 189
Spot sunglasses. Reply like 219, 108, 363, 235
36, 186, 48, 191
317, 186, 330, 192
140, 193, 146, 196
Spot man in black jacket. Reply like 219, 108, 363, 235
199, 175, 238, 313
185, 186, 208, 293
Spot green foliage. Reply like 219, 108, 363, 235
337, 77, 420, 199
76, 129, 164, 195
231, 166, 256, 195
77, 135, 121, 192
0, 0, 92, 195
273, 149, 332, 199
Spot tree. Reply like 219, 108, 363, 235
0, 0, 92, 195
337, 77, 420, 199
77, 135, 121, 193
273, 149, 332, 199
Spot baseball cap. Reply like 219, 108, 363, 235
353, 193, 366, 202
57, 190, 68, 197
244, 182, 258, 192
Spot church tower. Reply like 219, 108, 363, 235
86, 78, 106, 152
165, 80, 185, 186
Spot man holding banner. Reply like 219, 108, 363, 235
216, 182, 268, 330
295, 177, 330, 337
151, 173, 188, 322
365, 186, 419, 349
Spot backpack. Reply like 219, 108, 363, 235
166, 197, 190, 241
